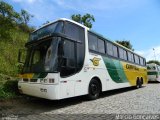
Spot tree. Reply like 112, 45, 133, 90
0, 1, 20, 22
71, 13, 95, 28
147, 60, 160, 65
71, 14, 81, 23
0, 15, 14, 40
0, 1, 21, 40
116, 40, 134, 51
17, 9, 34, 33
20, 9, 33, 25
0, 1, 13, 17
0, 1, 34, 39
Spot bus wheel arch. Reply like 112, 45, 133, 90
93, 77, 102, 92
87, 77, 102, 100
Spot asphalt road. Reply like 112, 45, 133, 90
0, 82, 160, 120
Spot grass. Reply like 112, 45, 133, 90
0, 28, 29, 100
0, 29, 28, 76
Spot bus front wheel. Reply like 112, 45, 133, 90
87, 79, 101, 100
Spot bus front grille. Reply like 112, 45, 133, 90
30, 79, 37, 82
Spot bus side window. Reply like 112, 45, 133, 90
88, 33, 98, 51
107, 42, 113, 56
130, 53, 134, 63
98, 38, 105, 53
140, 57, 144, 66
123, 50, 127, 60
128, 51, 132, 62
119, 47, 124, 59
113, 45, 118, 57
134, 55, 140, 64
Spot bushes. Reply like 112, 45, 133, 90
0, 74, 20, 99
3, 80, 19, 94
0, 79, 19, 99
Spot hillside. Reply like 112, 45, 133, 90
0, 1, 34, 78
0, 29, 28, 78
0, 1, 33, 99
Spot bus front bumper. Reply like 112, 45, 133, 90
18, 82, 60, 100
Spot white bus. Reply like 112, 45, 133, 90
147, 63, 160, 82
18, 18, 148, 100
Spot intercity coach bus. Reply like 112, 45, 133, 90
147, 63, 160, 82
18, 18, 148, 100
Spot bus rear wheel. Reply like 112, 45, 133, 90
87, 79, 101, 100
136, 79, 142, 88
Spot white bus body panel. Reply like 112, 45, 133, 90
19, 82, 60, 100
147, 73, 160, 82
147, 63, 160, 82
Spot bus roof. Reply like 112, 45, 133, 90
32, 18, 89, 33
147, 63, 159, 66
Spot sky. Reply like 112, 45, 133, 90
5, 0, 160, 61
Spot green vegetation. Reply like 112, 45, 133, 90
71, 13, 95, 28
0, 1, 34, 99
147, 60, 160, 65
0, 76, 19, 99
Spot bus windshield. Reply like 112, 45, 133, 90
147, 65, 156, 70
23, 37, 60, 73
29, 21, 63, 42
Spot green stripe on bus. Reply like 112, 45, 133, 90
147, 72, 160, 75
102, 57, 128, 83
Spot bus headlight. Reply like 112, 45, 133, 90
44, 79, 47, 83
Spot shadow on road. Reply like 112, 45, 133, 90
0, 86, 144, 114
100, 86, 141, 99
148, 81, 160, 84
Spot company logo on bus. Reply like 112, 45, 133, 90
90, 57, 101, 66
126, 64, 139, 71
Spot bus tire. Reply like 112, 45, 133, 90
87, 78, 101, 100
136, 79, 142, 88
141, 77, 143, 85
